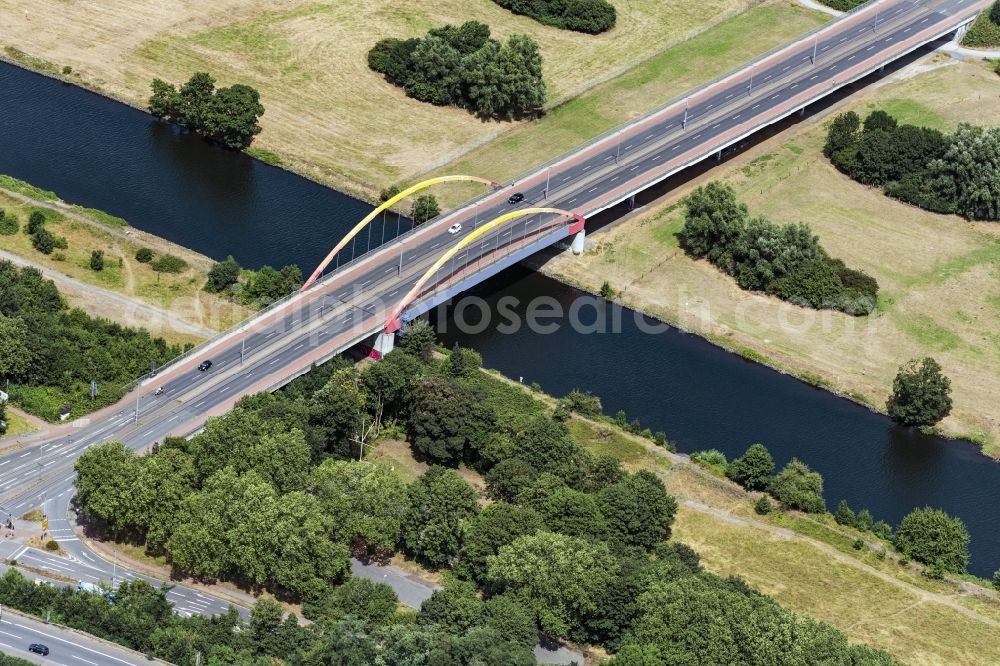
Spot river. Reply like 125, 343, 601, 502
0, 61, 996, 577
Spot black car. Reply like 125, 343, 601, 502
507, 192, 524, 205
28, 644, 49, 656
198, 360, 213, 371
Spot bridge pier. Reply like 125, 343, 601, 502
373, 331, 395, 358
571, 229, 586, 255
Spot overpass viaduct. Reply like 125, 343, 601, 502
0, 0, 988, 626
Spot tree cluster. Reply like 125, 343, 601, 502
0, 261, 181, 419
368, 21, 547, 120
960, 2, 1000, 48
492, 0, 617, 33
25, 210, 66, 256
678, 182, 879, 315
204, 255, 303, 305
148, 72, 265, 150
826, 110, 1000, 220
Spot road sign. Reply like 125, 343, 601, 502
90, 380, 98, 400
41, 516, 48, 531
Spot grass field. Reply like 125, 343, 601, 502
0, 184, 252, 339
1, 410, 35, 439
544, 56, 1000, 456
0, 0, 826, 200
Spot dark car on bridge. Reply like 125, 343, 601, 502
507, 192, 524, 205
28, 644, 49, 656
198, 360, 213, 371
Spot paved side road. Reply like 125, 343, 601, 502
0, 607, 150, 666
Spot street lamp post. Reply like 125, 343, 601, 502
812, 35, 818, 64
682, 98, 689, 128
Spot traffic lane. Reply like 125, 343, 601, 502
0, 611, 146, 666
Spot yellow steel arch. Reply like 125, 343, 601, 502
384, 207, 581, 333
301, 175, 497, 290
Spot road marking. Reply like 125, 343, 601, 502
751, 104, 759, 110
610, 175, 619, 182
725, 93, 733, 100
847, 55, 855, 61
692, 133, 702, 140
603, 155, 612, 161
72, 656, 99, 665
920, 17, 928, 23
566, 198, 577, 204
809, 74, 818, 80
790, 83, 798, 89
629, 165, 640, 172
142, 429, 154, 437
583, 165, 592, 171
705, 103, 713, 110
587, 186, 598, 193
731, 114, 740, 120
712, 123, 721, 129
671, 145, 680, 151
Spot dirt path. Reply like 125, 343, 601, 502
0, 248, 215, 338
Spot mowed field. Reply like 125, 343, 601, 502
545, 56, 1000, 455
0, 0, 824, 199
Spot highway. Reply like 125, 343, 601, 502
0, 0, 987, 660
0, 607, 152, 666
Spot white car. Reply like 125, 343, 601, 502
448, 223, 462, 235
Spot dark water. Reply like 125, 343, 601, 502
1, 61, 998, 576
0, 63, 406, 271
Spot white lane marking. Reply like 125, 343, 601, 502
583, 165, 592, 171
141, 429, 154, 437
610, 175, 619, 182
587, 186, 598, 193
692, 133, 702, 140
712, 123, 721, 129
847, 55, 856, 61
751, 104, 759, 110
790, 83, 798, 89
603, 155, 612, 161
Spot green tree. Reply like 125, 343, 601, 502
834, 500, 856, 526
597, 470, 677, 550
205, 256, 241, 292
379, 184, 402, 203
270, 491, 350, 597
360, 348, 423, 417
417, 579, 485, 633
824, 111, 861, 158
308, 577, 399, 626
31, 227, 55, 254
769, 458, 826, 513
484, 593, 538, 649
148, 78, 180, 118
74, 441, 143, 536
132, 447, 197, 552
725, 443, 775, 490
308, 367, 367, 459
678, 181, 748, 262
887, 357, 952, 427
399, 317, 436, 361
457, 502, 542, 582
176, 72, 216, 127
494, 34, 547, 118
992, 569, 1000, 591
929, 123, 1000, 220
486, 531, 619, 639
311, 459, 409, 559
754, 496, 773, 515
449, 342, 466, 376
856, 508, 873, 532
410, 194, 441, 225
89, 249, 105, 272
26, 211, 46, 236
402, 466, 479, 567
406, 375, 496, 465
201, 83, 265, 149
894, 506, 970, 573
484, 457, 539, 502
135, 247, 154, 263
0, 314, 30, 379
538, 486, 609, 541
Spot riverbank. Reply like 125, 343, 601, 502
0, 0, 827, 203
0, 178, 253, 341
540, 53, 1000, 459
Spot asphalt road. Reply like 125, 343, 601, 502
0, 607, 149, 666
0, 0, 983, 662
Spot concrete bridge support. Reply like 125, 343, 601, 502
571, 229, 586, 255
373, 331, 395, 358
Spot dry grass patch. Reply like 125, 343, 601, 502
0, 0, 824, 199
675, 508, 1000, 666
1, 410, 36, 439
544, 57, 1000, 455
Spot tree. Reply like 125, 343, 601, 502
512, 416, 582, 480
379, 184, 402, 203
417, 579, 485, 633
486, 531, 619, 639
311, 459, 409, 559
887, 357, 952, 427
856, 508, 873, 532
678, 181, 748, 263
31, 227, 55, 254
754, 496, 772, 515
308, 367, 367, 459
74, 441, 143, 535
484, 457, 539, 502
725, 443, 775, 490
402, 466, 479, 567
484, 594, 538, 649
26, 211, 46, 236
894, 506, 970, 573
89, 250, 105, 272
176, 72, 217, 127
361, 348, 423, 417
0, 314, 30, 379
769, 458, 825, 513
310, 577, 399, 626
834, 500, 856, 526
406, 375, 496, 465
929, 123, 1000, 220
824, 111, 861, 158
132, 447, 197, 552
538, 487, 609, 541
270, 491, 350, 597
598, 470, 678, 550
494, 34, 547, 118
863, 109, 898, 134
201, 83, 265, 149
410, 194, 440, 225
205, 256, 241, 292
148, 78, 180, 118
399, 317, 436, 361
457, 502, 542, 582
449, 342, 466, 376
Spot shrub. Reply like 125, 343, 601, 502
151, 254, 188, 274
992, 569, 1000, 591
379, 184, 402, 203
887, 357, 952, 427
26, 211, 46, 235
690, 449, 727, 474
493, 0, 617, 33
834, 500, 856, 526
853, 538, 865, 551
52, 235, 68, 250
89, 250, 105, 272
961, 6, 1000, 47
31, 228, 55, 254
754, 496, 772, 515
725, 443, 775, 491
135, 247, 155, 263
205, 255, 241, 292
44, 540, 59, 551
0, 211, 18, 235
599, 281, 614, 299
559, 389, 602, 417
769, 458, 825, 513
895, 506, 970, 573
